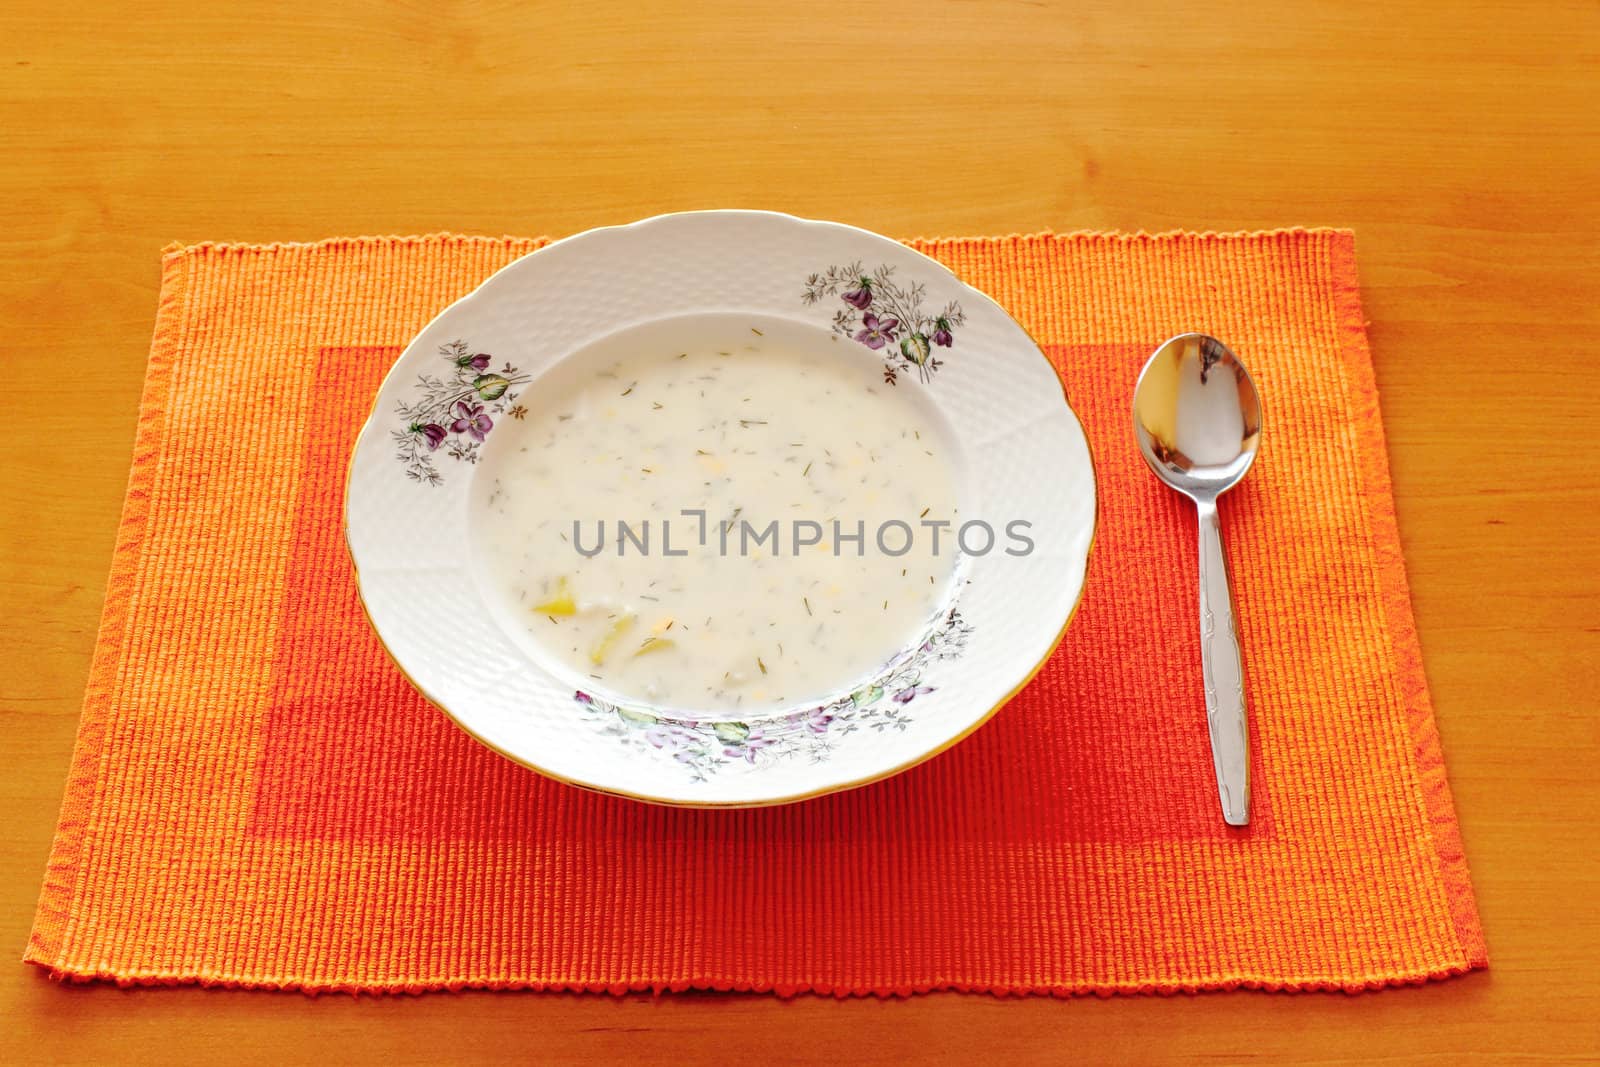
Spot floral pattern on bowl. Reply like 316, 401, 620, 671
574, 607, 974, 782
803, 262, 965, 384
392, 340, 530, 484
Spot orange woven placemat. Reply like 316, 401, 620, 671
27, 231, 1485, 995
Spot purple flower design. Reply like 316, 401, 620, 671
646, 725, 685, 750
841, 283, 873, 309
566, 610, 972, 781
805, 707, 835, 734
854, 313, 899, 350
396, 340, 532, 485
419, 423, 448, 450
931, 320, 954, 347
724, 728, 777, 763
450, 399, 493, 442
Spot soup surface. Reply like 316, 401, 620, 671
473, 315, 961, 713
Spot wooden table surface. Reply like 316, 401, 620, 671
3, 1, 1596, 1062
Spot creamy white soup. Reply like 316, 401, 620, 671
472, 314, 962, 713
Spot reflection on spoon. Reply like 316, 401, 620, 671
1132, 333, 1263, 826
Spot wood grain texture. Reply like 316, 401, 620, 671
1, 0, 1595, 1062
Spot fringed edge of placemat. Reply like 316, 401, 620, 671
26, 250, 190, 970
29, 962, 1487, 998
1328, 233, 1488, 969
148, 225, 1357, 261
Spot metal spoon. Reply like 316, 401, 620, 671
1132, 334, 1263, 826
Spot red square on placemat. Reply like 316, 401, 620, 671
247, 342, 1269, 844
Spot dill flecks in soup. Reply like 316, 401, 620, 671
472, 314, 962, 713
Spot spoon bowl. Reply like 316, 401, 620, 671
1132, 333, 1263, 826
1134, 333, 1262, 500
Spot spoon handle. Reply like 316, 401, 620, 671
1195, 496, 1250, 826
